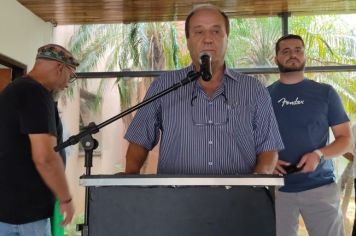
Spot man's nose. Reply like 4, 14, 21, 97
290, 49, 300, 57
202, 31, 214, 42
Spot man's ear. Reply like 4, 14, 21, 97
56, 62, 65, 74
274, 56, 278, 65
58, 62, 65, 70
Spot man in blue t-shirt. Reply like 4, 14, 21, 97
268, 34, 352, 236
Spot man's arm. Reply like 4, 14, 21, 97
322, 122, 352, 158
298, 122, 352, 172
29, 133, 74, 226
125, 142, 149, 174
343, 123, 356, 162
254, 151, 278, 174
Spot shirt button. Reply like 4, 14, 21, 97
208, 140, 213, 145
208, 162, 213, 166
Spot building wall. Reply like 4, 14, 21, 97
0, 0, 52, 69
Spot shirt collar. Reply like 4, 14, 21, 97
187, 63, 237, 82
224, 67, 239, 82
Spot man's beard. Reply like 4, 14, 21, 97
277, 60, 305, 73
52, 90, 62, 101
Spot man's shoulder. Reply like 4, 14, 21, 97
7, 77, 52, 105
1, 77, 26, 98
267, 81, 278, 91
227, 68, 257, 80
226, 68, 264, 87
302, 79, 338, 101
161, 66, 192, 78
304, 78, 332, 90
153, 66, 193, 85
7, 77, 43, 92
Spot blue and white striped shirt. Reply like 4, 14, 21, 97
125, 65, 284, 174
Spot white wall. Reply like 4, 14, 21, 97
0, 0, 52, 69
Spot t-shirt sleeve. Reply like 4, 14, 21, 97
18, 85, 57, 136
327, 86, 349, 126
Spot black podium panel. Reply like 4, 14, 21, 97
88, 186, 275, 236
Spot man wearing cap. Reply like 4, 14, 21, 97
0, 44, 78, 236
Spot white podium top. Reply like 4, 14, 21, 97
79, 175, 284, 187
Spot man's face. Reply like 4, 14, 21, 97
55, 63, 76, 92
186, 8, 228, 68
275, 39, 306, 73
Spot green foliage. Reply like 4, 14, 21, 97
291, 16, 356, 65
227, 17, 282, 68
67, 22, 184, 115
289, 16, 356, 117
66, 15, 356, 117
170, 25, 180, 69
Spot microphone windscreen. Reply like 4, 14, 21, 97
199, 52, 212, 82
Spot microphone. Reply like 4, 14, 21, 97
199, 52, 212, 81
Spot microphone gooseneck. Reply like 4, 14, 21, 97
199, 52, 212, 82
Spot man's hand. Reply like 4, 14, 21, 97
254, 151, 278, 174
114, 172, 129, 175
297, 151, 320, 173
59, 199, 75, 226
273, 159, 291, 175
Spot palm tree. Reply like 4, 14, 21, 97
226, 15, 356, 111
67, 22, 184, 126
227, 17, 281, 66
226, 17, 282, 84
291, 16, 356, 119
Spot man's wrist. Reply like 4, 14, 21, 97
59, 197, 72, 204
313, 149, 324, 162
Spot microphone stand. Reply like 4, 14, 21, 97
54, 70, 202, 236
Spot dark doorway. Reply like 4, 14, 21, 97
0, 53, 27, 92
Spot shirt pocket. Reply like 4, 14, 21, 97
226, 104, 253, 136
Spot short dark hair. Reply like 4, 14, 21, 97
185, 5, 230, 38
275, 34, 305, 55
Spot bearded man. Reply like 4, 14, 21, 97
268, 34, 351, 236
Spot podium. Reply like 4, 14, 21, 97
80, 175, 284, 236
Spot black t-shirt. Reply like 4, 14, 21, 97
0, 77, 57, 224
55, 102, 67, 166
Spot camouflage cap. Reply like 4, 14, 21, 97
36, 44, 79, 68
